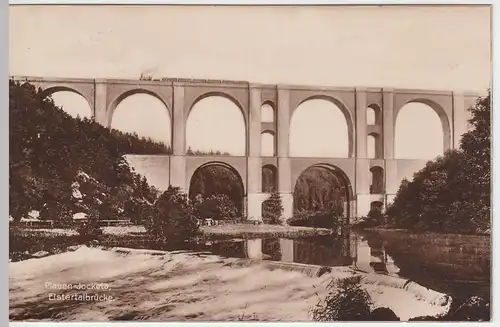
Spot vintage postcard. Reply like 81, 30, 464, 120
8, 4, 492, 322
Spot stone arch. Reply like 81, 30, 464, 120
188, 161, 246, 215
41, 86, 93, 118
107, 89, 171, 126
395, 99, 451, 158
293, 163, 353, 220
188, 91, 247, 126
261, 101, 275, 123
262, 164, 278, 193
367, 104, 382, 125
261, 130, 276, 157
186, 94, 247, 156
370, 166, 384, 194
367, 132, 383, 159
370, 201, 384, 212
290, 96, 353, 158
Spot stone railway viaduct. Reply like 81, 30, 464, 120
11, 75, 483, 222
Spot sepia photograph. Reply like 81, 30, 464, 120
8, 4, 492, 322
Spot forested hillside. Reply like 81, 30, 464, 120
9, 80, 168, 222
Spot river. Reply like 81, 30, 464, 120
192, 229, 491, 302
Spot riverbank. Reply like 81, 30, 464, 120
9, 224, 333, 261
9, 246, 450, 321
15, 223, 333, 238
360, 226, 491, 237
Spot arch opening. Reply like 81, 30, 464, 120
261, 131, 275, 157
367, 104, 381, 125
395, 102, 448, 159
370, 166, 384, 194
262, 164, 278, 193
367, 133, 383, 159
49, 91, 92, 120
110, 93, 172, 147
370, 201, 384, 212
290, 99, 351, 158
292, 164, 352, 228
189, 162, 245, 218
261, 103, 275, 123
186, 96, 246, 156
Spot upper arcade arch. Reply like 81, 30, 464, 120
184, 84, 250, 128
394, 95, 452, 154
289, 97, 352, 158
107, 88, 172, 127
110, 93, 172, 146
186, 95, 247, 156
394, 100, 448, 159
41, 85, 93, 110
49, 90, 93, 119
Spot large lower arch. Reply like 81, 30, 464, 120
188, 161, 245, 216
186, 95, 246, 156
47, 89, 92, 119
293, 164, 353, 227
289, 98, 352, 158
395, 100, 450, 159
110, 93, 172, 147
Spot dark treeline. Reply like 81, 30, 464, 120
186, 147, 231, 156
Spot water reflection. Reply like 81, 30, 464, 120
202, 231, 398, 275
200, 229, 490, 300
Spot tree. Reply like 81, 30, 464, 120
143, 186, 200, 247
262, 191, 283, 225
386, 92, 491, 234
195, 194, 238, 220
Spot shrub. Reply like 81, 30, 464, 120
353, 208, 385, 229
369, 307, 400, 321
262, 192, 284, 225
143, 186, 200, 247
75, 208, 102, 241
195, 194, 238, 220
312, 275, 372, 321
39, 201, 73, 221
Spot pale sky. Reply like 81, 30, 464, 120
10, 5, 491, 159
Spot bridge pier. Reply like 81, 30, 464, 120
94, 80, 109, 127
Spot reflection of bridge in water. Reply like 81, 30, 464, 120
210, 232, 400, 275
